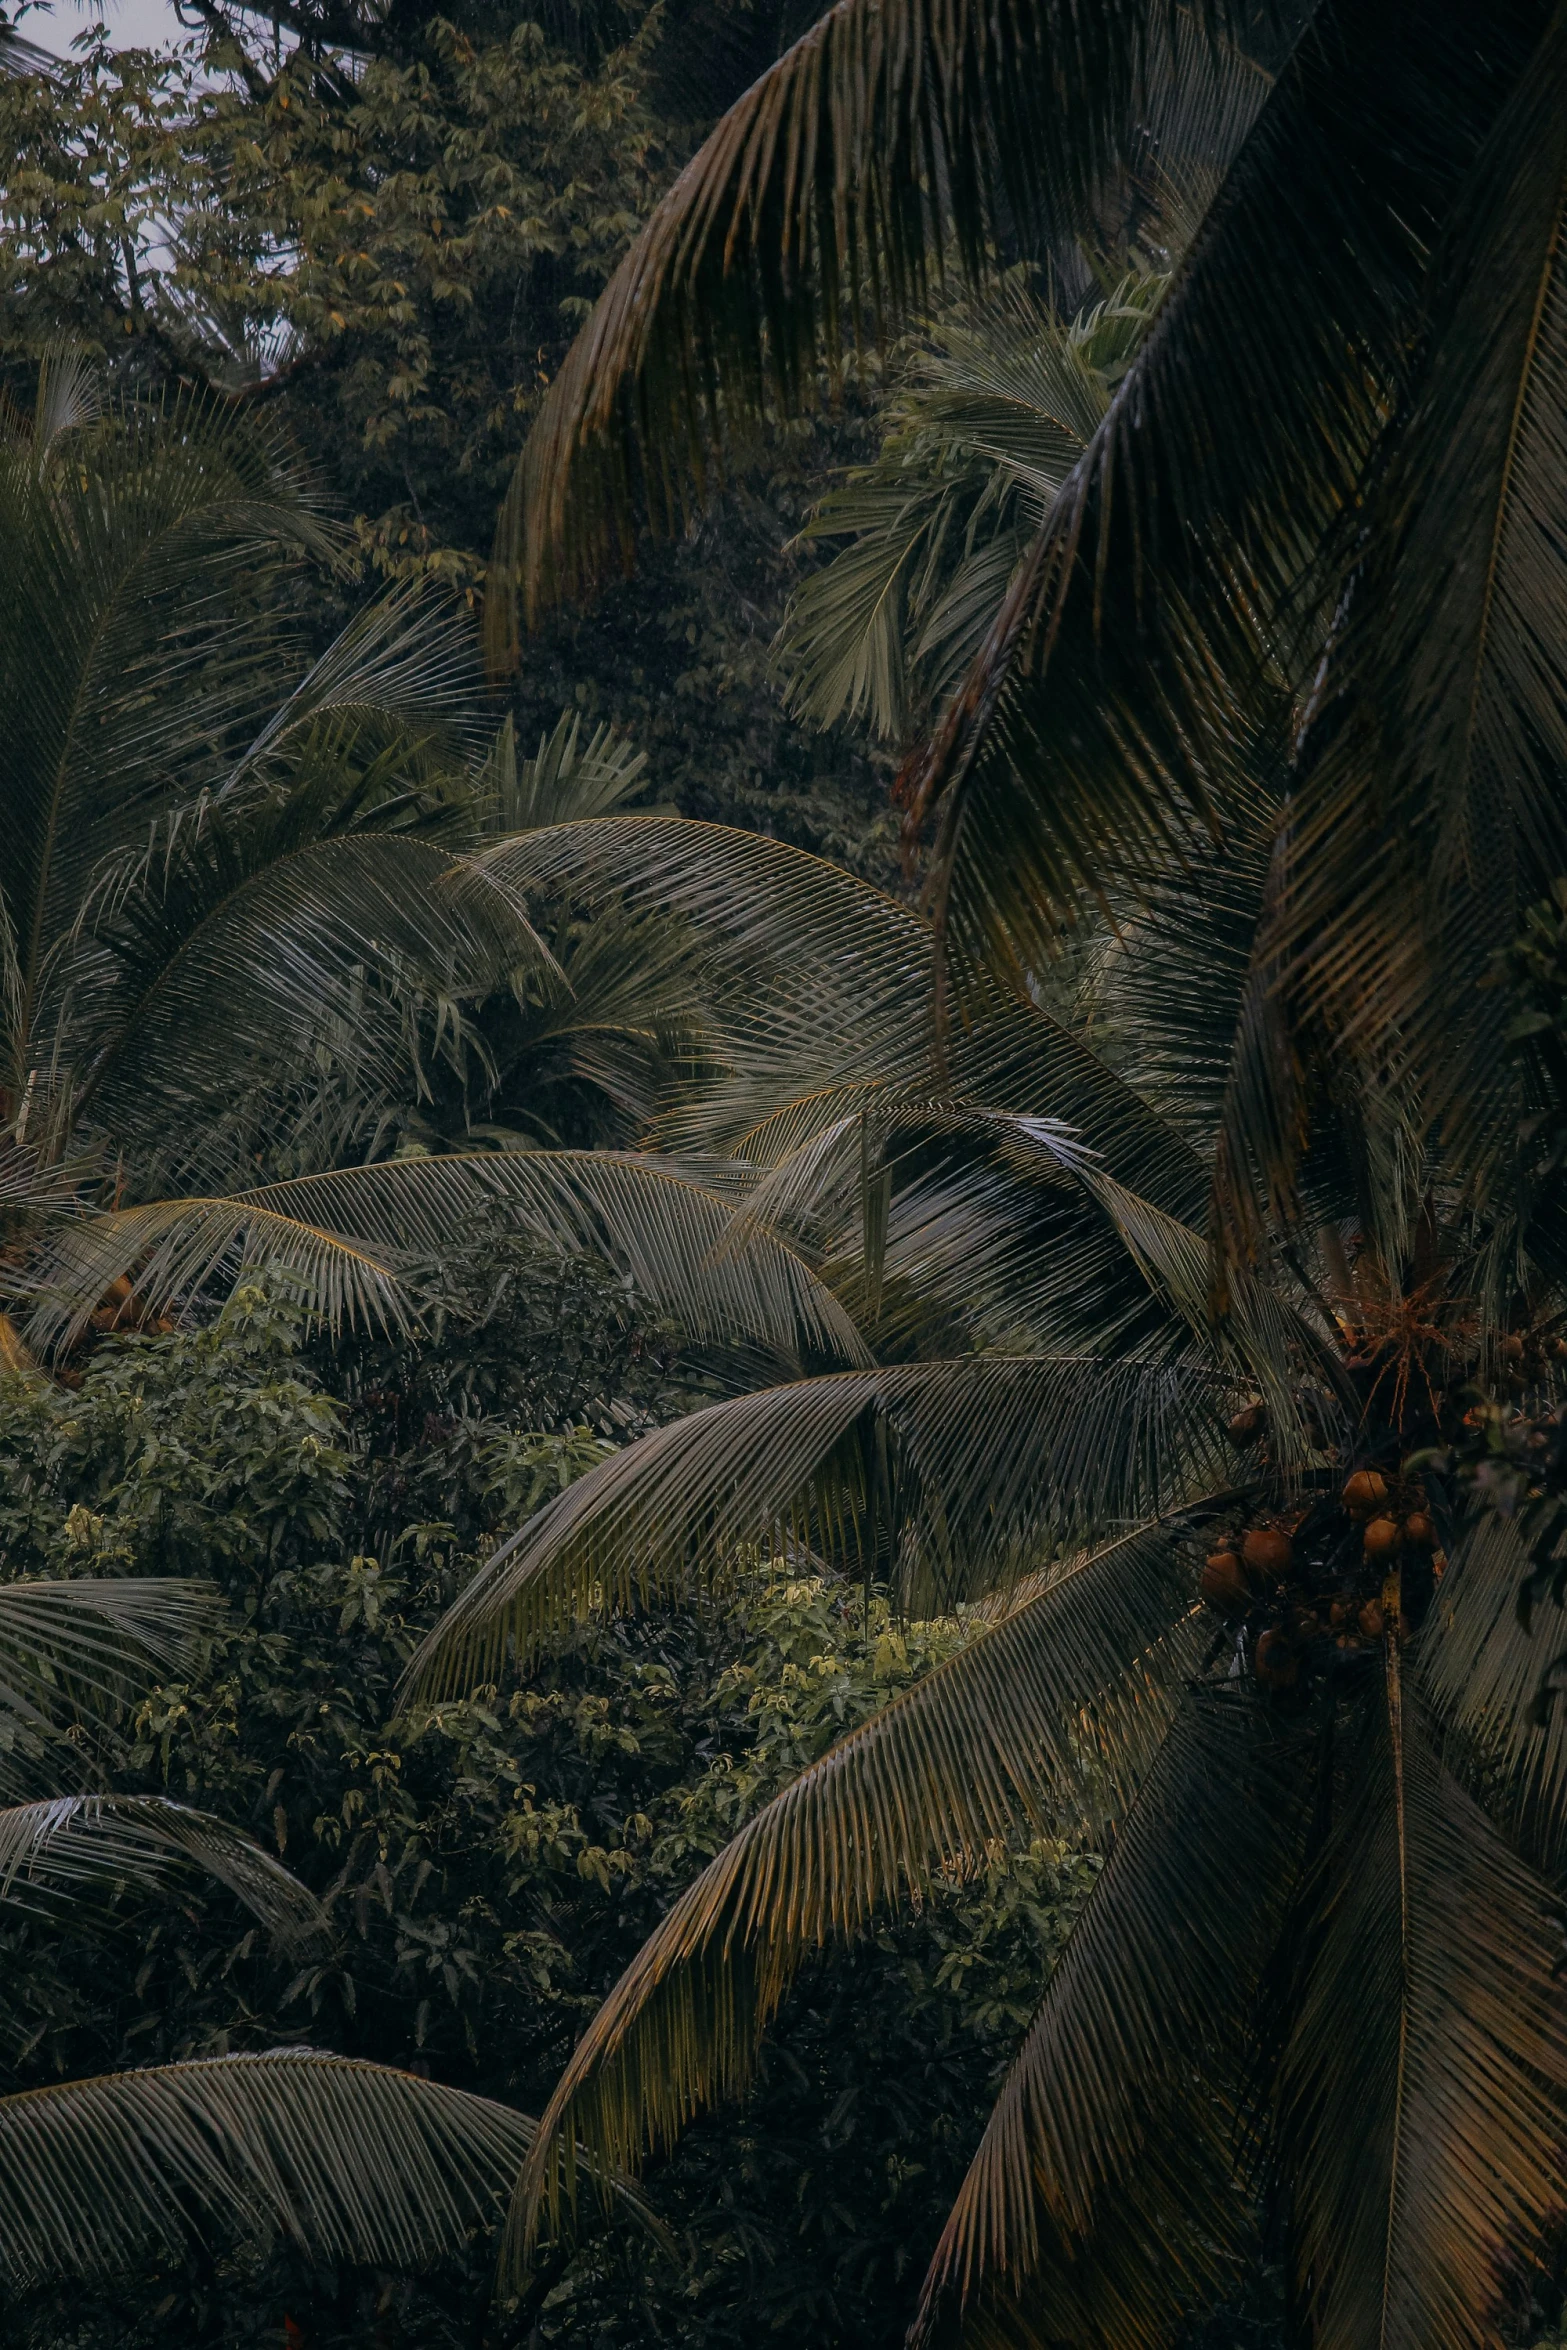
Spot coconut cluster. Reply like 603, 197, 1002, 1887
1200, 1468, 1443, 1690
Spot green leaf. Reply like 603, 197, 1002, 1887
404, 1354, 1232, 1698
499, 1523, 1206, 2266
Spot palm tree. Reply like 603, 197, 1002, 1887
384, 805, 1567, 2348
467, 16, 1567, 2325
0, 1568, 668, 2292
0, 355, 865, 1378
495, 0, 1567, 1165
778, 269, 1167, 747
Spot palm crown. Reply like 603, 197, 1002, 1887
396, 807, 1567, 2347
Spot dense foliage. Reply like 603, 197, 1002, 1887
8, 0, 1567, 2335
0, 1277, 1093, 2347
0, 18, 895, 875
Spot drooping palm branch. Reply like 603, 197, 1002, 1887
487, 0, 1280, 644
18, 1150, 870, 1362
0, 2049, 662, 2291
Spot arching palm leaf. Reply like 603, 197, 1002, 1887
17, 1151, 870, 1363
905, 0, 1543, 983
1418, 1513, 1567, 1874
1274, 1639, 1567, 2350
0, 2049, 657, 2287
912, 1686, 1313, 2346
499, 1524, 1207, 2262
782, 271, 1176, 742
0, 389, 338, 1099
1275, 2, 1567, 1177
475, 817, 1207, 1213
489, 0, 1276, 641
0, 1577, 218, 1749
0, 1794, 326, 1947
404, 1355, 1232, 1698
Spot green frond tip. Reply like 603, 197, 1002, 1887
0, 1577, 221, 1739
0, 1795, 328, 1948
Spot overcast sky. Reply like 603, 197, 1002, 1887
18, 0, 198, 53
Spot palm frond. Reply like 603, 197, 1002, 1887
477, 710, 654, 833
0, 2050, 534, 2285
19, 1152, 868, 1364
71, 833, 558, 1173
1275, 1636, 1567, 2350
0, 1578, 219, 1741
913, 1687, 1312, 2346
501, 1524, 1206, 2263
475, 817, 1207, 1214
0, 388, 338, 1079
0, 1794, 326, 1947
1418, 1512, 1567, 1872
404, 1353, 1232, 1700
781, 271, 1165, 741
907, 0, 1542, 985
489, 0, 1274, 643
223, 580, 482, 789
1274, 0, 1567, 1176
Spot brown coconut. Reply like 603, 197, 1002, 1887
1242, 1526, 1294, 1580
1200, 1552, 1250, 1615
1342, 1469, 1389, 1517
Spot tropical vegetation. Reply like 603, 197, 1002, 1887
2, 0, 1567, 2340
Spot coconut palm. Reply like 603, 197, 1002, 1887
0, 357, 866, 1375
0, 1568, 666, 2294
495, 0, 1567, 1204
385, 802, 1567, 2349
